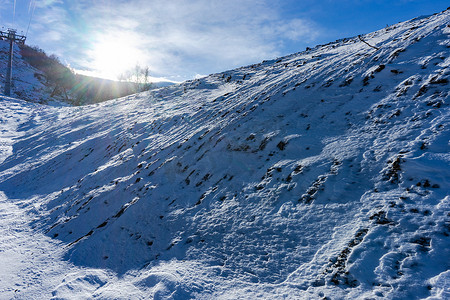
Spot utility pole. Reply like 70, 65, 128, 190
0, 29, 26, 96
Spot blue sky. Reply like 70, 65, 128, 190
1, 0, 448, 82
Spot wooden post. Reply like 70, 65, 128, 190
358, 35, 380, 51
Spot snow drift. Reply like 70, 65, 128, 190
0, 9, 449, 299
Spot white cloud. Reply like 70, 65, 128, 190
275, 19, 320, 42
25, 0, 322, 81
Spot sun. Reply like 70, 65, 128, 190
89, 32, 145, 80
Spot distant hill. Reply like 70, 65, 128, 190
0, 42, 174, 105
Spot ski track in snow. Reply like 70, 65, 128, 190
0, 9, 449, 300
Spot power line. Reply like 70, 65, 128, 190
12, 0, 17, 27
28, 0, 34, 14
26, 0, 37, 37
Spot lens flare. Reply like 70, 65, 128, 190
88, 31, 146, 80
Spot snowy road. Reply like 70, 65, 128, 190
0, 192, 69, 298
0, 98, 111, 299
0, 192, 124, 299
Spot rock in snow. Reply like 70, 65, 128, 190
0, 9, 449, 300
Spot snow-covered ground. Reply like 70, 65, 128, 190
0, 9, 449, 299
0, 42, 60, 105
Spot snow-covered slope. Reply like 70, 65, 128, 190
0, 10, 449, 299
0, 40, 59, 104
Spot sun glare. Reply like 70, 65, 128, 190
89, 32, 145, 80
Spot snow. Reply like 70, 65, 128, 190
0, 9, 449, 299
0, 42, 67, 105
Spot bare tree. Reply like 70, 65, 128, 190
119, 64, 153, 92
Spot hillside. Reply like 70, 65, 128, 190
0, 9, 449, 299
0, 40, 55, 104
0, 42, 172, 105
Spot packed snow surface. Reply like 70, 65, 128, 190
0, 10, 449, 299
